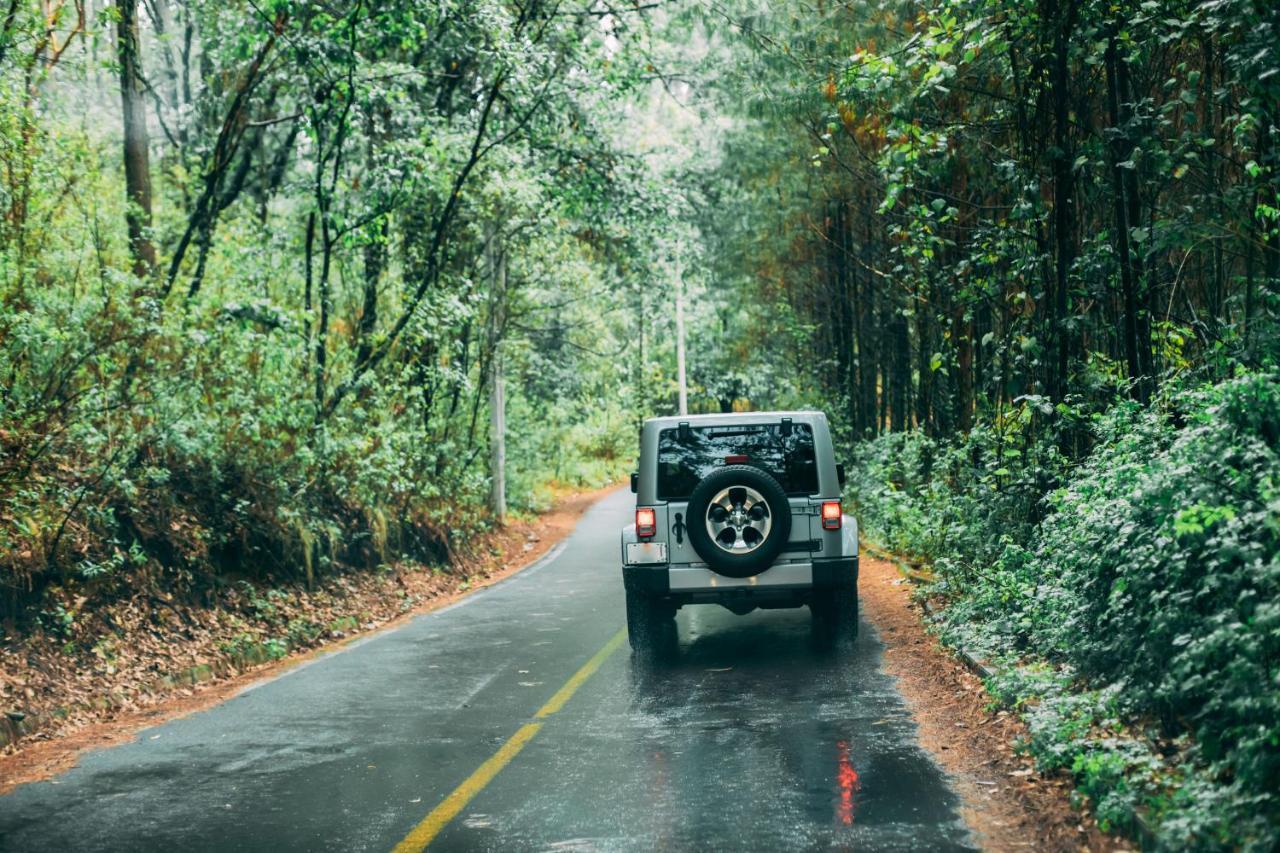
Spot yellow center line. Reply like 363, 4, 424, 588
534, 628, 627, 718
391, 627, 627, 853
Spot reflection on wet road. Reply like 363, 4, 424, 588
0, 488, 972, 852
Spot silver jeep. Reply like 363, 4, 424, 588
620, 411, 858, 651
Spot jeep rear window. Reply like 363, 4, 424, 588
656, 423, 818, 501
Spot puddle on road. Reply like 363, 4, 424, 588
616, 606, 973, 849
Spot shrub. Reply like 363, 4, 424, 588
850, 371, 1280, 849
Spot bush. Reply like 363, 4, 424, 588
0, 275, 631, 624
850, 371, 1280, 850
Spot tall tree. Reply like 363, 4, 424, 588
116, 0, 155, 277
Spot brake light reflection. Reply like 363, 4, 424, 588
836, 739, 860, 825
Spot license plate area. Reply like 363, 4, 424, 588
626, 542, 668, 565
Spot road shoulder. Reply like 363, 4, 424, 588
858, 553, 1120, 852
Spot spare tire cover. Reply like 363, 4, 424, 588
685, 465, 792, 578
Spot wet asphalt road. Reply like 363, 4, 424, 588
0, 488, 973, 852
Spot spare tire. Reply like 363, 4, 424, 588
685, 465, 792, 578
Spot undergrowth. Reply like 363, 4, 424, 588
850, 369, 1280, 851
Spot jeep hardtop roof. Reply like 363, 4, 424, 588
641, 410, 827, 429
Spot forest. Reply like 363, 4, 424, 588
1, 0, 1277, 848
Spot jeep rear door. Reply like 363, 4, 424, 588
654, 421, 821, 566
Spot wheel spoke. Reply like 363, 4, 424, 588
705, 484, 774, 554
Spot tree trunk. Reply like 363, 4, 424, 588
356, 219, 386, 368
117, 0, 155, 277
356, 109, 387, 368
915, 287, 933, 433
314, 220, 332, 415
956, 305, 974, 432
826, 206, 853, 428
674, 250, 688, 416
1048, 0, 1078, 402
890, 307, 910, 431
1106, 35, 1144, 401
1117, 53, 1153, 398
855, 202, 877, 437
304, 210, 315, 374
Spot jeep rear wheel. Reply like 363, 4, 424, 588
812, 587, 858, 645
685, 465, 793, 578
625, 588, 675, 653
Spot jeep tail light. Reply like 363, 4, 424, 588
821, 500, 842, 531
636, 507, 657, 539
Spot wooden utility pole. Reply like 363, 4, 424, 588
488, 228, 507, 523
490, 339, 506, 522
674, 249, 688, 416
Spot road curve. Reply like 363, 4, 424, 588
0, 488, 973, 852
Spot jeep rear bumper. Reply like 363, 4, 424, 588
622, 556, 857, 606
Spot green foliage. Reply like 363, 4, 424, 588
693, 5, 1279, 842
0, 1, 672, 624
4, 0, 1278, 842
852, 371, 1280, 848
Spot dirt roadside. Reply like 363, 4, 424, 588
858, 553, 1124, 852
0, 483, 621, 794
